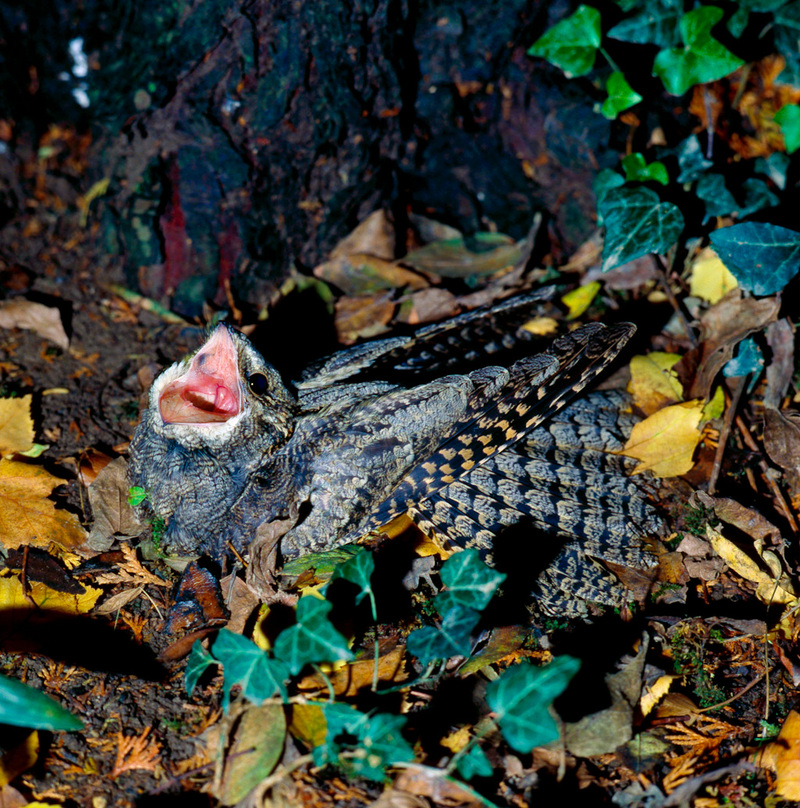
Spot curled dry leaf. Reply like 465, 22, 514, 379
0, 395, 35, 457
764, 318, 795, 409
0, 459, 86, 551
676, 291, 780, 400
706, 526, 796, 607
86, 457, 144, 551
0, 299, 69, 349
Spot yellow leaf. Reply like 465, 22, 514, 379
754, 710, 800, 800
0, 396, 35, 457
639, 674, 678, 717
0, 730, 38, 786
702, 385, 725, 421
689, 250, 738, 304
0, 574, 102, 615
521, 316, 559, 336
627, 353, 683, 415
288, 703, 327, 748
562, 281, 601, 320
441, 726, 471, 753
618, 401, 703, 477
0, 459, 87, 551
706, 526, 796, 606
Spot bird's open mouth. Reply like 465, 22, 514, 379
158, 325, 243, 424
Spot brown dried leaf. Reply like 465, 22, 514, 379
0, 459, 86, 551
0, 299, 69, 349
94, 544, 167, 588
315, 254, 428, 296
334, 293, 395, 344
86, 457, 144, 551
297, 642, 408, 696
397, 288, 458, 326
0, 396, 35, 457
764, 318, 795, 409
676, 292, 780, 400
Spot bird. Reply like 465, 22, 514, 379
128, 291, 664, 613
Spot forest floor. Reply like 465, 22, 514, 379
1, 75, 800, 808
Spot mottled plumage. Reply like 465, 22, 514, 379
129, 292, 664, 610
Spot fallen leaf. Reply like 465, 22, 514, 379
0, 300, 69, 349
334, 293, 394, 344
754, 710, 800, 800
0, 459, 86, 551
0, 396, 35, 457
0, 573, 102, 615
397, 288, 458, 325
639, 674, 678, 717
619, 401, 704, 477
85, 457, 143, 551
216, 703, 286, 806
111, 727, 161, 777
706, 526, 796, 606
401, 232, 523, 278
627, 353, 683, 415
521, 316, 559, 336
0, 730, 38, 787
328, 209, 395, 261
765, 318, 795, 409
315, 254, 428, 296
689, 249, 738, 303
562, 281, 601, 319
563, 634, 648, 757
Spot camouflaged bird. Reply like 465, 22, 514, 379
128, 292, 663, 612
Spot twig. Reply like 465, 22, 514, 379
708, 377, 745, 495
696, 668, 768, 713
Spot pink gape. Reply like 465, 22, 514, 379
158, 326, 242, 424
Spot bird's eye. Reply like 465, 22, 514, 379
247, 372, 269, 396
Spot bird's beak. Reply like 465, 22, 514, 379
158, 325, 243, 424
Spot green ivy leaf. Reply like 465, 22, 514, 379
456, 743, 494, 780
486, 657, 580, 753
653, 6, 744, 96
774, 2, 800, 86
676, 134, 713, 182
321, 704, 415, 781
723, 337, 764, 379
755, 152, 789, 191
185, 640, 217, 697
621, 153, 668, 185
0, 674, 83, 731
607, 0, 683, 47
435, 548, 506, 614
406, 605, 481, 665
776, 104, 800, 154
600, 186, 684, 272
601, 72, 643, 119
282, 544, 361, 579
212, 629, 289, 709
709, 222, 800, 296
695, 173, 737, 223
738, 178, 779, 219
329, 546, 375, 606
273, 597, 354, 676
527, 5, 601, 78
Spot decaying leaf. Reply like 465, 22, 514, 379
215, 703, 286, 806
676, 291, 780, 400
619, 401, 704, 477
563, 635, 648, 757
85, 457, 144, 551
401, 232, 525, 278
562, 281, 601, 320
627, 353, 683, 415
754, 710, 800, 801
0, 459, 86, 551
764, 318, 795, 409
0, 300, 69, 350
334, 293, 394, 344
0, 396, 35, 458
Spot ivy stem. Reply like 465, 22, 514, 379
599, 46, 621, 75
312, 664, 336, 703
368, 589, 380, 693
